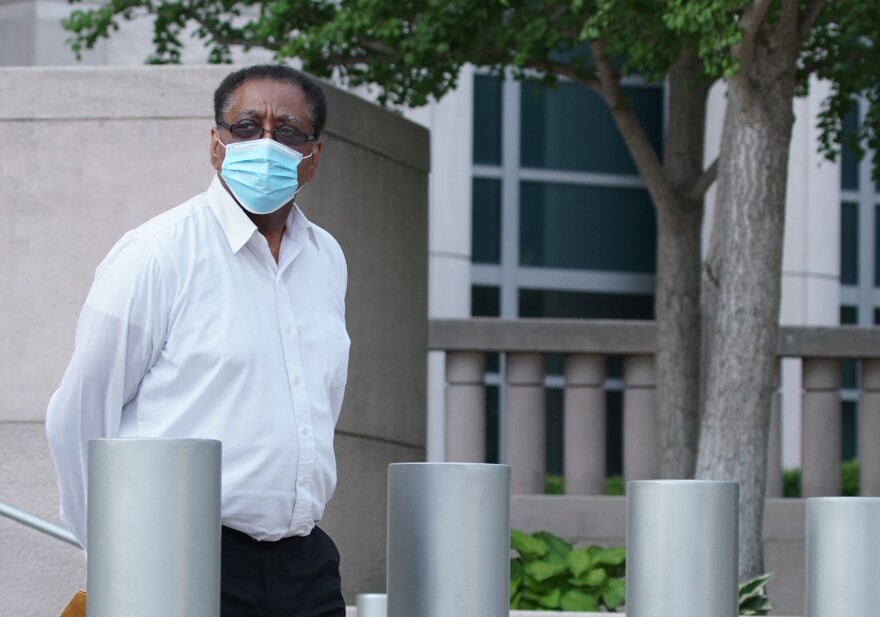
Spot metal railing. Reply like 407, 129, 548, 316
0, 500, 79, 547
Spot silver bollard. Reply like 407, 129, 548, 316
806, 497, 880, 616
627, 480, 739, 617
356, 593, 387, 617
387, 463, 510, 617
87, 438, 222, 617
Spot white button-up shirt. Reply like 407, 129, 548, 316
46, 176, 350, 550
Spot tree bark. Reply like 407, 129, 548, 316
697, 26, 799, 579
654, 52, 709, 479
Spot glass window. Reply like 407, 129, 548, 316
841, 106, 859, 191
546, 388, 563, 477
520, 182, 657, 272
840, 306, 858, 390
842, 400, 857, 461
520, 82, 663, 175
473, 75, 503, 165
519, 288, 654, 320
472, 179, 502, 264
471, 285, 500, 317
841, 201, 859, 285
876, 205, 880, 287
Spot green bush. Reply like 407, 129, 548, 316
510, 529, 625, 612
510, 529, 775, 614
783, 459, 860, 498
545, 474, 565, 495
604, 475, 624, 495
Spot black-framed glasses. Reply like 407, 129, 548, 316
218, 120, 316, 149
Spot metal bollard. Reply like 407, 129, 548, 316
627, 480, 739, 617
806, 497, 880, 616
356, 593, 387, 617
87, 438, 222, 617
386, 463, 510, 617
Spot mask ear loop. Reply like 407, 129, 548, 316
293, 149, 315, 197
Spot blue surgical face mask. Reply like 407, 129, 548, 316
219, 138, 313, 215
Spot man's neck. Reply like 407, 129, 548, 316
247, 204, 293, 263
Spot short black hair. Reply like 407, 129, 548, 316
213, 64, 328, 138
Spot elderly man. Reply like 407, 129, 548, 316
46, 64, 350, 617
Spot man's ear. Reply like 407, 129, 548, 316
299, 141, 322, 184
210, 127, 223, 172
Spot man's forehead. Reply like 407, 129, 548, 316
227, 79, 307, 113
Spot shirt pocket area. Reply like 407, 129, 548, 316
315, 312, 350, 389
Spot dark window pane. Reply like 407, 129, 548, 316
841, 201, 859, 285
471, 285, 500, 317
486, 385, 499, 464
473, 75, 502, 165
521, 82, 663, 174
842, 400, 857, 461
520, 182, 656, 272
840, 306, 859, 389
841, 106, 859, 191
840, 305, 858, 325
519, 288, 654, 320
546, 388, 563, 476
472, 179, 501, 264
606, 389, 623, 477
874, 308, 880, 325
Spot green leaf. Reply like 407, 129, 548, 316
524, 559, 569, 583
602, 577, 626, 610
510, 529, 547, 559
535, 587, 562, 609
533, 530, 572, 557
739, 572, 774, 599
560, 589, 599, 612
593, 546, 627, 566
585, 567, 607, 587
566, 547, 592, 577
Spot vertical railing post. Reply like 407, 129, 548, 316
806, 497, 880, 616
564, 354, 606, 494
444, 351, 486, 462
802, 358, 841, 497
87, 438, 222, 617
860, 360, 880, 496
505, 352, 545, 494
627, 480, 739, 617
766, 362, 783, 498
623, 355, 658, 483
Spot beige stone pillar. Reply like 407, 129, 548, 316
766, 364, 783, 498
563, 354, 606, 495
623, 355, 658, 483
505, 353, 545, 494
802, 358, 841, 497
444, 352, 486, 462
860, 360, 880, 496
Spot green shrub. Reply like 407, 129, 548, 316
783, 459, 860, 498
545, 474, 565, 495
841, 459, 860, 496
783, 467, 801, 497
604, 475, 624, 495
510, 529, 625, 612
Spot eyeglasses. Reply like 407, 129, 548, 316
218, 120, 316, 150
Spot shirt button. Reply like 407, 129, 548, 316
298, 477, 308, 487
284, 324, 292, 335
292, 375, 301, 386
300, 426, 309, 437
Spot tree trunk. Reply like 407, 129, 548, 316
697, 33, 798, 578
655, 53, 709, 479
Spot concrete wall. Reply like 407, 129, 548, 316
0, 64, 429, 615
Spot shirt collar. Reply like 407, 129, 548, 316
207, 175, 318, 253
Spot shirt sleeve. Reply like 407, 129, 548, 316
45, 234, 173, 551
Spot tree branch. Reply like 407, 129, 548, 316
798, 0, 828, 41
689, 158, 718, 202
732, 0, 773, 73
588, 39, 675, 209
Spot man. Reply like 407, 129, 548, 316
46, 64, 350, 617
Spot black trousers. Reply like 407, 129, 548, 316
220, 526, 346, 617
